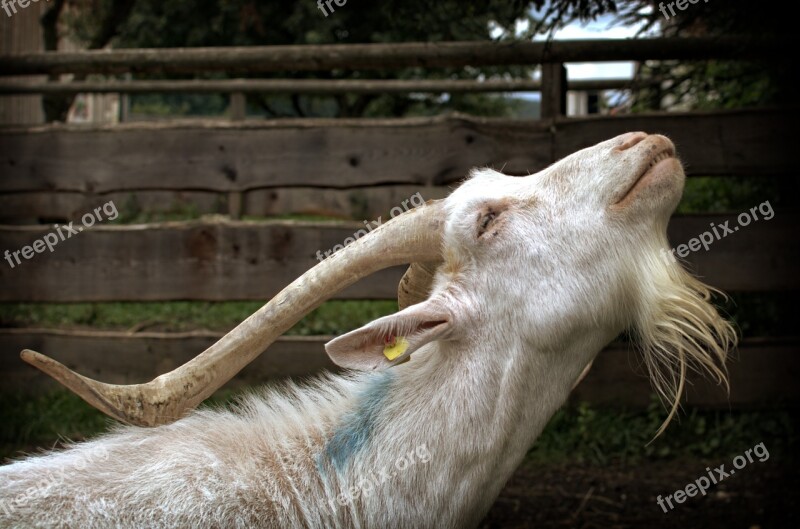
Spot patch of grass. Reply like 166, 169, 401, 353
0, 300, 397, 335
111, 195, 206, 224
2, 292, 792, 338
109, 193, 351, 225
677, 176, 781, 214
529, 398, 796, 466
241, 214, 346, 222
0, 389, 243, 461
0, 391, 112, 461
287, 300, 397, 336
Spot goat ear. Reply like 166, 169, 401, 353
325, 299, 452, 371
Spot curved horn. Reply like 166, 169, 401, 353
398, 261, 439, 310
21, 200, 445, 426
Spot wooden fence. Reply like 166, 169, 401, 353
0, 38, 796, 408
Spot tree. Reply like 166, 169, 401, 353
41, 1, 795, 120
41, 0, 137, 121
45, 0, 537, 119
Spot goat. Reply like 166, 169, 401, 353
0, 132, 735, 528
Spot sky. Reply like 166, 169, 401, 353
542, 14, 645, 80
492, 13, 651, 101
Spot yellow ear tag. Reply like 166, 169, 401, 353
383, 336, 409, 361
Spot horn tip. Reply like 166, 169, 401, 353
20, 348, 74, 381
20, 349, 44, 364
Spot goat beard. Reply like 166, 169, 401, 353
629, 235, 738, 438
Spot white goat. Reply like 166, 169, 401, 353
0, 132, 735, 528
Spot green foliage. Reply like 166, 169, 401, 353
676, 176, 781, 214
625, 0, 793, 114
128, 93, 228, 117
529, 397, 796, 466
0, 389, 240, 461
0, 391, 111, 461
63, 0, 548, 118
55, 1, 795, 119
630, 60, 781, 114
2, 290, 792, 339
0, 300, 397, 335
111, 194, 207, 224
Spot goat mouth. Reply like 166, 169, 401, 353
613, 148, 677, 206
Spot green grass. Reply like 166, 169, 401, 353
0, 391, 112, 460
529, 398, 796, 466
0, 390, 237, 461
677, 175, 782, 214
1, 290, 791, 338
241, 214, 348, 223
109, 193, 355, 225
2, 389, 794, 466
0, 300, 397, 335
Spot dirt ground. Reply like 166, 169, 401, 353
480, 457, 799, 529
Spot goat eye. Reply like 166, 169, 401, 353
477, 209, 499, 238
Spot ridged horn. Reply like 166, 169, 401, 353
22, 200, 445, 426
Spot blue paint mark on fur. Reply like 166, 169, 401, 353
322, 372, 394, 473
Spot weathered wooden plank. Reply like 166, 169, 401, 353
667, 213, 800, 292
0, 110, 793, 195
568, 338, 800, 408
0, 214, 795, 302
243, 186, 451, 220
0, 78, 647, 96
1, 329, 795, 408
0, 115, 552, 193
0, 186, 452, 224
0, 219, 411, 301
553, 109, 797, 177
0, 38, 782, 76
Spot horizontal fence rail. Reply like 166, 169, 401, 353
0, 186, 451, 224
0, 78, 648, 96
0, 109, 794, 199
0, 38, 783, 76
0, 213, 796, 302
1, 329, 796, 408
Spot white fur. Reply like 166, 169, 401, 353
0, 132, 734, 528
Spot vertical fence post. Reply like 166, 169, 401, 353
541, 62, 567, 119
229, 92, 246, 121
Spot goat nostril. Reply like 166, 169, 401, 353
616, 132, 648, 152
